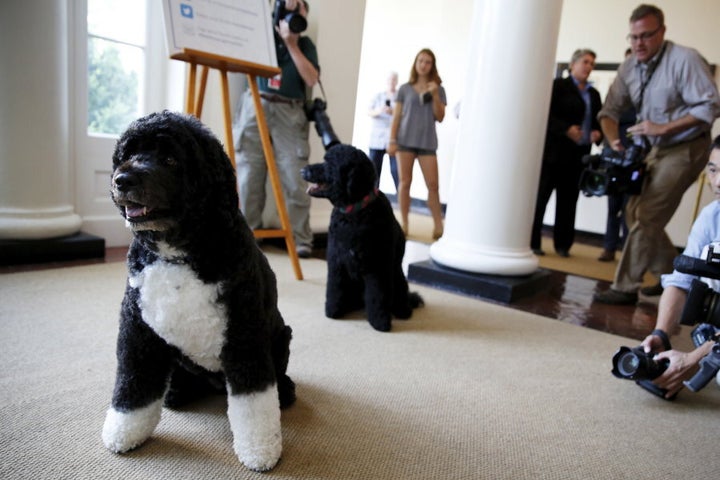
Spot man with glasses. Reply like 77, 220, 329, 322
594, 4, 720, 305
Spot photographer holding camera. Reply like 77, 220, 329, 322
637, 136, 720, 399
593, 4, 720, 305
234, 0, 319, 258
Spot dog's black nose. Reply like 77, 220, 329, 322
113, 172, 139, 192
300, 166, 310, 181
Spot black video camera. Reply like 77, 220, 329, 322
578, 141, 647, 197
611, 346, 672, 399
305, 97, 340, 151
273, 0, 307, 34
674, 245, 720, 328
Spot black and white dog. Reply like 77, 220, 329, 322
103, 111, 294, 471
301, 144, 423, 331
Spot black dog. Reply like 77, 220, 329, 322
103, 111, 294, 472
301, 144, 423, 331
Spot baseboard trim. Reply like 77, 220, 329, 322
0, 232, 105, 265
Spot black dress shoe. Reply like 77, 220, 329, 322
640, 283, 664, 296
556, 249, 570, 258
597, 249, 615, 262
532, 248, 545, 256
593, 288, 638, 305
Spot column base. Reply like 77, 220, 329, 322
429, 239, 539, 276
0, 232, 105, 266
408, 259, 551, 304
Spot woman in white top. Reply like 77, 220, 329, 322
367, 71, 399, 190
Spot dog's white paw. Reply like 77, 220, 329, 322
226, 384, 282, 471
102, 399, 163, 453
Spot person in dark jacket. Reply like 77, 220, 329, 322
531, 48, 603, 257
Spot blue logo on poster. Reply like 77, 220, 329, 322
180, 4, 193, 19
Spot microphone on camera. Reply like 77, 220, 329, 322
674, 254, 720, 281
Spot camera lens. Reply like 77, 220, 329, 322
579, 170, 608, 197
617, 351, 640, 377
285, 13, 307, 33
612, 345, 668, 380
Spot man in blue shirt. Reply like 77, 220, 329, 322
640, 135, 720, 399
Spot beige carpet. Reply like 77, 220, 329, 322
1, 251, 718, 480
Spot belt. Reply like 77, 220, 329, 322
259, 93, 304, 106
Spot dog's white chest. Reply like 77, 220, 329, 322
129, 261, 227, 371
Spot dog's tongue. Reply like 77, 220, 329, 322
126, 205, 148, 218
306, 183, 323, 195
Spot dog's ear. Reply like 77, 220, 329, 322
179, 114, 239, 214
343, 147, 377, 201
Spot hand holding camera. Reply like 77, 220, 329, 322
419, 82, 438, 105
626, 119, 664, 138
383, 99, 393, 115
611, 345, 674, 399
273, 0, 307, 36
579, 139, 648, 197
612, 245, 720, 399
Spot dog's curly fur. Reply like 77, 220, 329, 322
301, 144, 423, 332
102, 111, 294, 472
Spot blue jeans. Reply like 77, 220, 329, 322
368, 148, 398, 190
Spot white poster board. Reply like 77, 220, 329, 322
162, 0, 277, 68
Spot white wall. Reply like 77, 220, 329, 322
352, 0, 720, 246
201, 0, 367, 167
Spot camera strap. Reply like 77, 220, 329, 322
636, 42, 667, 116
316, 78, 328, 103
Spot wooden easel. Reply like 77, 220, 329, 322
172, 48, 303, 280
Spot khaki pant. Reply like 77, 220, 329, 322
235, 90, 313, 246
613, 133, 711, 292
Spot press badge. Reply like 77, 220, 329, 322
268, 74, 282, 90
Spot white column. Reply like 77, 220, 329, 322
430, 0, 563, 276
0, 0, 81, 240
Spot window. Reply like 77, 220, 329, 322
86, 0, 147, 135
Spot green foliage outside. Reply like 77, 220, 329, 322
87, 39, 139, 135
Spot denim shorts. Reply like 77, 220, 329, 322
397, 145, 436, 156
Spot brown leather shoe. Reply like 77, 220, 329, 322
597, 250, 615, 262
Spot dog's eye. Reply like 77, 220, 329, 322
165, 157, 177, 166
